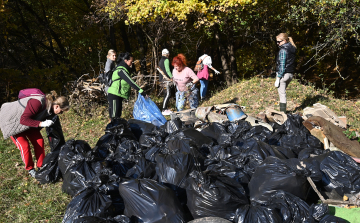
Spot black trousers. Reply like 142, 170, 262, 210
107, 93, 123, 119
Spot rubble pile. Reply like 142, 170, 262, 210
37, 110, 360, 223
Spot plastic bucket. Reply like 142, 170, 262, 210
226, 106, 247, 121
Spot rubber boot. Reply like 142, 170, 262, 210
280, 103, 287, 113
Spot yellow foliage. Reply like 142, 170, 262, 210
102, 0, 256, 26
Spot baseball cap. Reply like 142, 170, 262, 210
162, 49, 169, 55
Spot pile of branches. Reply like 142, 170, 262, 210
64, 67, 159, 116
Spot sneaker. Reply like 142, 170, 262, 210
28, 168, 36, 178
162, 110, 172, 116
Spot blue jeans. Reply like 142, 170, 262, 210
175, 88, 199, 111
199, 79, 209, 99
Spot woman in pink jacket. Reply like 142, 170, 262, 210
172, 54, 199, 111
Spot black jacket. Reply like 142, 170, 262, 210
276, 42, 296, 74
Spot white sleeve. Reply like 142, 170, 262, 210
203, 56, 213, 68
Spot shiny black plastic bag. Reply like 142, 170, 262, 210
269, 190, 315, 223
35, 115, 65, 183
320, 151, 360, 195
249, 156, 309, 203
126, 157, 157, 179
155, 152, 194, 188
114, 139, 141, 162
95, 119, 136, 159
186, 171, 249, 221
62, 185, 114, 223
234, 204, 282, 223
119, 178, 186, 223
73, 215, 130, 223
128, 119, 156, 140
164, 118, 183, 134
309, 203, 329, 221
319, 215, 347, 223
58, 139, 93, 175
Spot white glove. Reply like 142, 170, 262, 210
186, 82, 195, 91
274, 77, 280, 88
39, 120, 54, 127
214, 70, 220, 75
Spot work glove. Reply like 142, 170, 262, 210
214, 70, 220, 75
186, 82, 196, 91
39, 120, 54, 127
274, 77, 280, 88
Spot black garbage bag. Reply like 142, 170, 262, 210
320, 151, 360, 195
139, 134, 164, 148
269, 190, 315, 223
73, 215, 130, 223
298, 147, 328, 161
249, 156, 309, 203
186, 171, 249, 221
62, 183, 115, 223
234, 204, 282, 223
128, 119, 156, 140
267, 114, 323, 155
241, 125, 273, 142
301, 152, 330, 182
119, 178, 186, 223
207, 145, 242, 162
104, 157, 135, 178
229, 120, 252, 139
126, 157, 157, 179
309, 203, 329, 221
46, 115, 65, 152
114, 139, 142, 162
62, 152, 104, 196
319, 215, 348, 223
164, 118, 183, 134
35, 115, 65, 183
95, 119, 136, 159
58, 139, 93, 175
233, 139, 289, 176
205, 161, 251, 186
201, 123, 230, 145
155, 152, 194, 188
169, 128, 213, 148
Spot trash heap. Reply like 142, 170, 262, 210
36, 113, 360, 223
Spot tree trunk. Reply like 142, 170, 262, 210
214, 27, 232, 86
119, 21, 131, 53
109, 24, 117, 52
135, 25, 148, 75
228, 35, 238, 84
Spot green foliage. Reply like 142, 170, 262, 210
343, 129, 360, 142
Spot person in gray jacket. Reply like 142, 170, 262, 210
0, 91, 69, 177
104, 49, 117, 94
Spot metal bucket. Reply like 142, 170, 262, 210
226, 105, 247, 121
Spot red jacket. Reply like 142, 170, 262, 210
20, 99, 46, 127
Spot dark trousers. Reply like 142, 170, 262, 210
107, 93, 123, 119
161, 81, 173, 110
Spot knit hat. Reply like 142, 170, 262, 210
162, 49, 169, 55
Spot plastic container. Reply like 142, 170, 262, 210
226, 105, 247, 121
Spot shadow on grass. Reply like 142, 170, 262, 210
292, 94, 330, 112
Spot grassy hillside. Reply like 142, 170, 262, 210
0, 77, 359, 222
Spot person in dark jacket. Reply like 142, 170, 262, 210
0, 91, 69, 177
274, 33, 297, 113
158, 49, 173, 115
107, 52, 146, 120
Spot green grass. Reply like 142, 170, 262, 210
0, 78, 359, 222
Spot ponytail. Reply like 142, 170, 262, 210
276, 33, 297, 48
46, 91, 70, 113
288, 37, 297, 48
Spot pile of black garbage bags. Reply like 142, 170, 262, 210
36, 114, 360, 223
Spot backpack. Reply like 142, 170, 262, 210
99, 66, 122, 87
18, 88, 45, 99
194, 55, 208, 72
